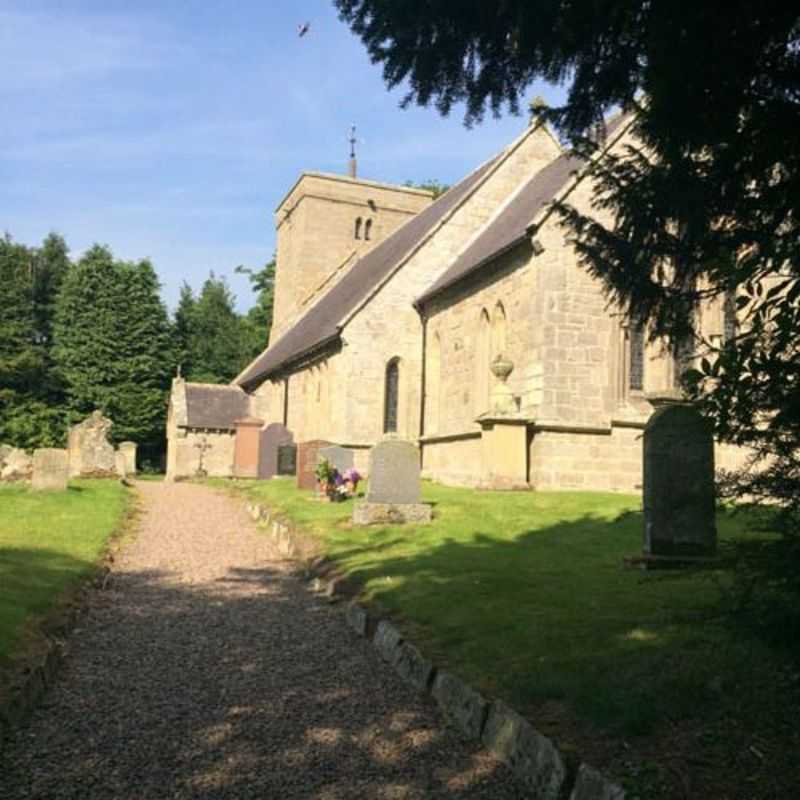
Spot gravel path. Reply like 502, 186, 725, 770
2, 481, 522, 799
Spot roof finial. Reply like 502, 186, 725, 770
528, 95, 548, 126
348, 124, 357, 178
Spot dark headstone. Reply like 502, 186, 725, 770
296, 440, 333, 490
643, 403, 716, 557
258, 423, 294, 479
319, 445, 354, 474
277, 444, 297, 476
366, 438, 421, 504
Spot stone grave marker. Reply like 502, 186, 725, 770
115, 450, 127, 478
119, 441, 137, 474
258, 423, 294, 479
68, 410, 117, 477
32, 448, 69, 491
643, 403, 716, 558
296, 440, 332, 490
277, 444, 297, 476
366, 438, 421, 504
354, 437, 431, 524
319, 445, 354, 475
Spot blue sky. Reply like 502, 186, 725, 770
1, 1, 563, 312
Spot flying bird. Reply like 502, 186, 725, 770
297, 21, 310, 37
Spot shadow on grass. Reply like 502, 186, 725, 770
327, 508, 794, 739
0, 560, 518, 799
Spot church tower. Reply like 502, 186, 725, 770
269, 168, 433, 345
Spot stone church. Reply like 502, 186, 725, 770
166, 114, 742, 490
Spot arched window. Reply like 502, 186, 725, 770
723, 290, 737, 343
364, 218, 373, 241
383, 358, 400, 433
354, 217, 362, 239
491, 302, 507, 359
475, 309, 491, 414
427, 332, 442, 434
629, 324, 645, 391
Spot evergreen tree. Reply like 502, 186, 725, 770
184, 273, 248, 383
53, 244, 174, 445
236, 258, 275, 359
173, 282, 196, 377
0, 234, 68, 448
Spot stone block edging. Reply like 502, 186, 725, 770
247, 499, 627, 799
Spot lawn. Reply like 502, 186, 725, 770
0, 479, 130, 666
218, 477, 799, 796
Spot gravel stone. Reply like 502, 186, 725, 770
1, 481, 524, 798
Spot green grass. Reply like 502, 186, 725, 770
0, 479, 130, 665
219, 477, 783, 739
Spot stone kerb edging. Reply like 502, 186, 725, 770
246, 500, 626, 800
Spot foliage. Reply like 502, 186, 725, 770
0, 234, 68, 448
404, 179, 450, 198
236, 257, 275, 359
314, 457, 337, 485
53, 245, 174, 445
0, 479, 129, 663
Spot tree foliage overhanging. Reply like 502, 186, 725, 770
336, 1, 800, 629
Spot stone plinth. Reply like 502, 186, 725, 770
353, 502, 432, 526
67, 411, 116, 477
118, 441, 137, 474
32, 448, 69, 491
643, 403, 716, 557
478, 416, 529, 489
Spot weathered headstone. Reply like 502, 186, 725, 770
67, 411, 116, 477
258, 423, 294, 479
32, 448, 69, 491
366, 438, 421, 504
118, 441, 137, 474
354, 437, 431, 524
296, 440, 332, 490
643, 403, 716, 557
277, 444, 297, 476
319, 445, 354, 475
0, 445, 33, 482
115, 450, 127, 478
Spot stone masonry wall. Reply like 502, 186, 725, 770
339, 123, 562, 446
271, 174, 433, 343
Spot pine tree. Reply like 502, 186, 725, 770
173, 282, 196, 378
237, 258, 275, 360
53, 245, 174, 445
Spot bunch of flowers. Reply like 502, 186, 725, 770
343, 468, 362, 493
314, 459, 361, 500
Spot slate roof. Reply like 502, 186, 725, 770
184, 383, 251, 429
416, 114, 632, 306
235, 154, 501, 388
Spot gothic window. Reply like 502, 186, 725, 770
723, 290, 737, 343
475, 309, 491, 414
364, 218, 373, 240
629, 324, 645, 391
383, 358, 400, 433
427, 332, 442, 434
354, 217, 362, 239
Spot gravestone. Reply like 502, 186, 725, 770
258, 423, 294, 479
67, 411, 117, 477
277, 444, 297, 476
367, 438, 421, 504
115, 450, 127, 478
119, 441, 137, 474
319, 445, 354, 475
354, 437, 431, 524
0, 445, 32, 482
32, 448, 69, 491
643, 403, 716, 557
296, 440, 332, 490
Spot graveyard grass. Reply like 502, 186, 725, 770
0, 479, 130, 665
216, 479, 792, 742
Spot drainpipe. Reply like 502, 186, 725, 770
415, 301, 428, 448
283, 376, 289, 428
